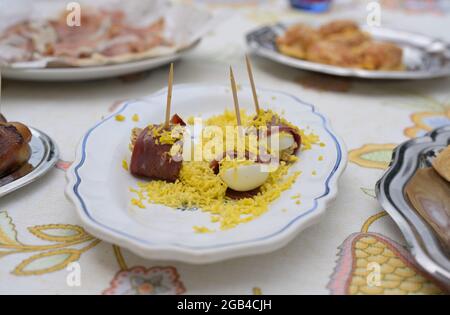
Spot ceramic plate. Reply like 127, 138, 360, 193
66, 84, 347, 263
376, 126, 450, 286
1, 44, 198, 82
0, 127, 59, 198
246, 23, 450, 80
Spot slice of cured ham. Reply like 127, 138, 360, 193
130, 115, 185, 182
130, 125, 182, 182
0, 9, 169, 65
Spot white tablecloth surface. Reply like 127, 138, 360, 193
1, 0, 449, 294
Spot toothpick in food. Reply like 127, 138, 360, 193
229, 66, 242, 126
164, 63, 174, 129
245, 55, 260, 114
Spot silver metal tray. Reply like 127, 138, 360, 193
0, 127, 59, 198
376, 126, 450, 287
246, 23, 450, 80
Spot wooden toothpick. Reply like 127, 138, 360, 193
164, 63, 174, 129
245, 54, 260, 114
0, 69, 2, 113
0, 70, 6, 123
229, 66, 241, 126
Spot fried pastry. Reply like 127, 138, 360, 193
276, 19, 403, 71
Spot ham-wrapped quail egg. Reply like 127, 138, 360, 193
267, 132, 296, 152
274, 132, 296, 151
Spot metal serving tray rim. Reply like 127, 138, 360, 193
246, 23, 450, 80
376, 126, 450, 287
0, 127, 59, 198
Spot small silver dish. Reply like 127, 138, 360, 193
0, 127, 59, 198
246, 23, 450, 80
376, 126, 450, 287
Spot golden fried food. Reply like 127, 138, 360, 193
358, 42, 403, 71
318, 20, 359, 37
0, 115, 32, 179
276, 24, 320, 59
0, 124, 31, 177
306, 40, 361, 68
325, 29, 370, 47
276, 19, 403, 71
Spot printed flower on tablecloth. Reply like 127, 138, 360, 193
328, 232, 445, 294
0, 212, 99, 276
404, 109, 450, 138
103, 266, 185, 295
349, 144, 397, 170
328, 213, 446, 295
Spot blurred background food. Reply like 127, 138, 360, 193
276, 20, 403, 70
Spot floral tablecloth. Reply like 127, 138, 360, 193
1, 0, 449, 294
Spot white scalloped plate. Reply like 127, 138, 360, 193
66, 84, 347, 263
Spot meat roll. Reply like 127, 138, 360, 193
129, 115, 185, 182
253, 110, 302, 161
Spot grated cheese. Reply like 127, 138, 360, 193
149, 125, 183, 145
122, 159, 129, 171
193, 226, 215, 234
115, 114, 126, 122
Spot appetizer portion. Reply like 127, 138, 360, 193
130, 114, 185, 182
0, 7, 170, 67
129, 64, 183, 182
244, 55, 302, 163
126, 60, 323, 231
251, 110, 303, 162
276, 20, 403, 71
0, 116, 32, 184
129, 109, 319, 231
